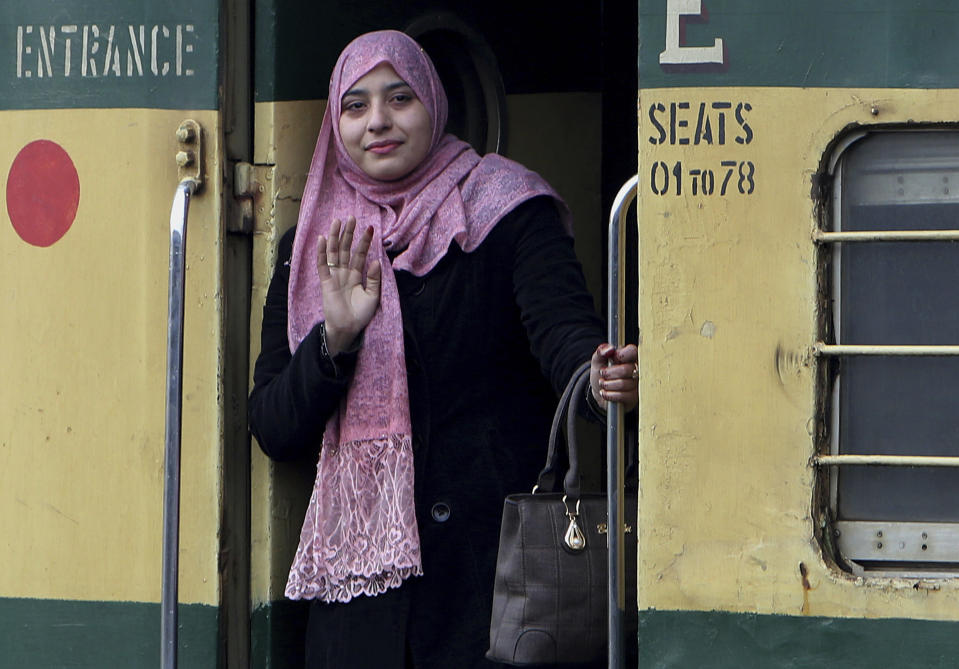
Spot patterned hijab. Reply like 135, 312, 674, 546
285, 30, 568, 603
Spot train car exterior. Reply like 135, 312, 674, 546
637, 1, 959, 666
8, 0, 959, 667
1, 1, 634, 667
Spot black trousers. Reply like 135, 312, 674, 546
305, 584, 516, 669
304, 585, 613, 669
305, 587, 409, 668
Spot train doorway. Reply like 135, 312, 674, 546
247, 1, 637, 666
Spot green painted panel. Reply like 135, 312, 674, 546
640, 0, 959, 89
1, 0, 219, 110
639, 609, 959, 668
250, 600, 310, 669
0, 598, 218, 668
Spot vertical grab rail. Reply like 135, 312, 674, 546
162, 178, 198, 669
607, 175, 638, 669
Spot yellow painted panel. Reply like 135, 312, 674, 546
0, 108, 223, 605
638, 87, 959, 621
251, 99, 326, 606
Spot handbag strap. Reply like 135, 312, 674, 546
563, 366, 591, 501
535, 361, 591, 494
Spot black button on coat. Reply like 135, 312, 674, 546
430, 502, 451, 523
249, 196, 605, 669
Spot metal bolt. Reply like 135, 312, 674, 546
877, 530, 883, 538
922, 544, 928, 551
176, 150, 195, 167
176, 125, 196, 143
870, 106, 879, 116
877, 542, 883, 549
922, 532, 928, 539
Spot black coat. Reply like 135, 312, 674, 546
249, 196, 605, 669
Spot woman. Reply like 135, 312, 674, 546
249, 30, 638, 669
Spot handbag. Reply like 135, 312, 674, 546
487, 361, 637, 666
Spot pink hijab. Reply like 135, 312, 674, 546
285, 30, 569, 603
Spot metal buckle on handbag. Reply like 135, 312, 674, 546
562, 495, 587, 551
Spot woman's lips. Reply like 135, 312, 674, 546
366, 141, 401, 154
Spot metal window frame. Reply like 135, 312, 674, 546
816, 129, 959, 577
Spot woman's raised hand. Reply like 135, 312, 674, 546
315, 216, 382, 356
590, 343, 639, 412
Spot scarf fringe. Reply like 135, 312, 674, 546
286, 564, 423, 603
285, 433, 422, 604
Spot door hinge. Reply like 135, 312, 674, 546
231, 162, 275, 234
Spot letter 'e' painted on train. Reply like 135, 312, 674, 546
660, 0, 725, 66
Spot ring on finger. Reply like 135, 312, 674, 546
327, 261, 338, 267
631, 363, 639, 380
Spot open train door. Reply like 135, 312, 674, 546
1, 1, 252, 666
247, 1, 637, 666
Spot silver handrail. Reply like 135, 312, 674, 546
815, 343, 959, 356
814, 454, 959, 467
162, 178, 198, 669
814, 229, 959, 242
607, 174, 638, 669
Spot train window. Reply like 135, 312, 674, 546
819, 131, 959, 576
405, 13, 507, 156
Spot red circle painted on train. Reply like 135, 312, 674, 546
6, 140, 80, 247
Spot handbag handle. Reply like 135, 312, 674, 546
534, 361, 591, 497
563, 367, 591, 501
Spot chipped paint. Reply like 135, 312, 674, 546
799, 562, 812, 615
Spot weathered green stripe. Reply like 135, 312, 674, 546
1, 0, 219, 110
640, 0, 959, 90
0, 598, 218, 668
639, 609, 959, 668
250, 600, 309, 669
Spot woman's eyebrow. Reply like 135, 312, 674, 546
342, 80, 411, 99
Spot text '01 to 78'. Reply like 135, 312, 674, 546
647, 100, 756, 197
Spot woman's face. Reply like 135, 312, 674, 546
339, 63, 433, 181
